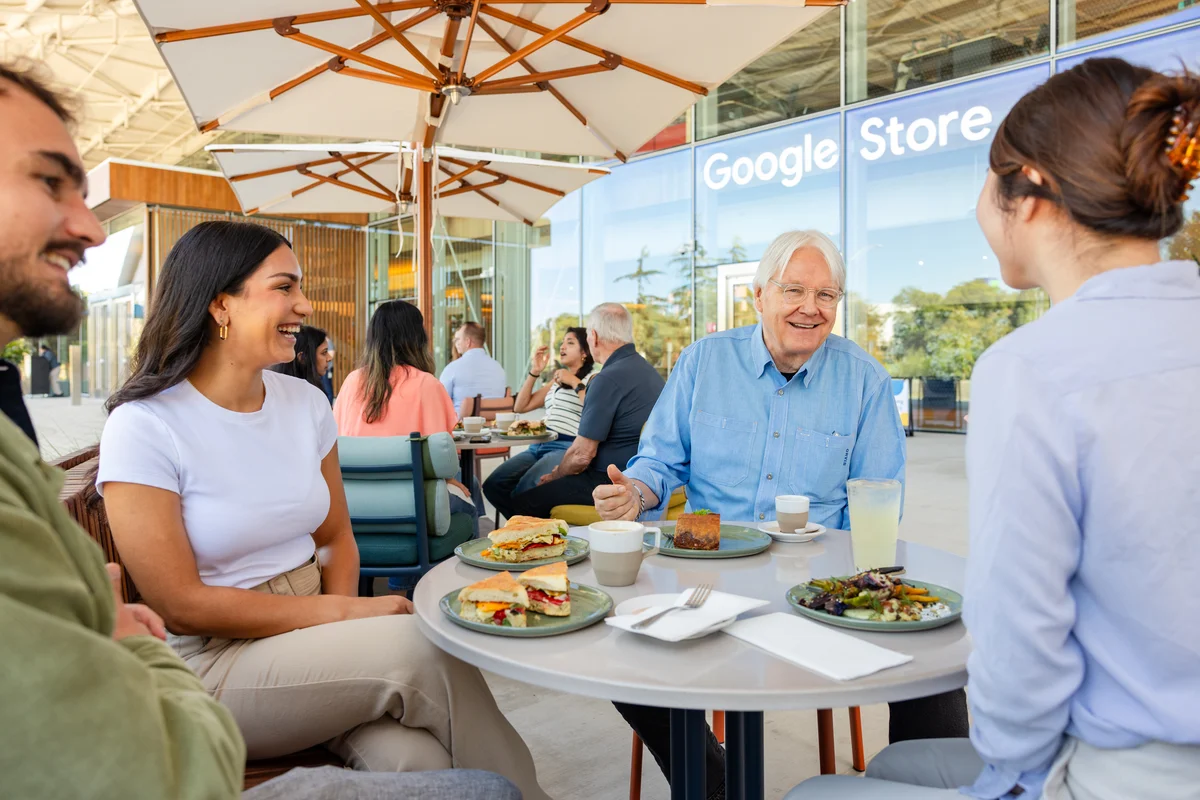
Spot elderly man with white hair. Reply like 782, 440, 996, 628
508, 302, 664, 518
595, 230, 967, 798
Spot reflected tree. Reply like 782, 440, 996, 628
1168, 208, 1200, 265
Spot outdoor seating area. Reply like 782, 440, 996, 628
3, 1, 1200, 800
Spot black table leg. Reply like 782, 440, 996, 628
725, 711, 765, 800
669, 709, 707, 800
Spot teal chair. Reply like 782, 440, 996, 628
339, 432, 477, 595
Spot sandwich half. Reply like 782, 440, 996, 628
457, 572, 529, 627
516, 561, 571, 616
482, 515, 570, 563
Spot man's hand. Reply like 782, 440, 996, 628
592, 464, 640, 521
107, 564, 167, 641
538, 468, 560, 486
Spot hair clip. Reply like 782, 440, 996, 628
1166, 104, 1200, 202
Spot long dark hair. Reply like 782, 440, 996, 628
106, 221, 292, 413
360, 300, 435, 424
564, 326, 595, 381
271, 324, 327, 389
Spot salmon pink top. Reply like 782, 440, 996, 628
334, 366, 457, 437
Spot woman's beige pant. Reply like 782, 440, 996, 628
172, 559, 551, 800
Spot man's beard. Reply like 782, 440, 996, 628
0, 254, 85, 337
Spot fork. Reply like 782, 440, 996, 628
631, 584, 712, 630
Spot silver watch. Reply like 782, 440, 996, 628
631, 482, 646, 520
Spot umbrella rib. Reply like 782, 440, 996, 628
441, 156, 565, 197
331, 152, 398, 196
298, 168, 397, 202
153, 2, 434, 43
437, 161, 491, 189
336, 66, 440, 92
479, 6, 707, 96
227, 154, 348, 182
471, 1, 609, 86
436, 164, 534, 225
275, 21, 438, 90
352, 0, 442, 78
474, 17, 627, 161
439, 176, 508, 198
475, 58, 619, 92
456, 0, 484, 84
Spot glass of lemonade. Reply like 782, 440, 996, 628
846, 478, 902, 572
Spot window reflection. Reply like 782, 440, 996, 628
433, 217, 494, 372
582, 150, 693, 378
530, 192, 583, 354
696, 10, 841, 140
845, 66, 1050, 429
847, 0, 1048, 102
1059, 0, 1200, 49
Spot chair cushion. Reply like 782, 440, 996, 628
355, 512, 476, 566
423, 432, 459, 479
344, 477, 451, 537
551, 505, 602, 526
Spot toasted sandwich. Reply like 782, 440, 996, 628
481, 515, 569, 563
516, 561, 571, 616
507, 419, 547, 436
457, 572, 529, 627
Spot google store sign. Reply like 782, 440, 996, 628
702, 104, 994, 191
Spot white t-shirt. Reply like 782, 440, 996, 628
97, 371, 338, 590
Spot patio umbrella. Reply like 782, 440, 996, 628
134, 0, 844, 161
206, 141, 608, 224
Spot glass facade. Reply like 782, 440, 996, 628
449, 12, 1198, 432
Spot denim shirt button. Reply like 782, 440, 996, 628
767, 474, 773, 480
774, 431, 780, 438
777, 389, 784, 396
759, 513, 765, 520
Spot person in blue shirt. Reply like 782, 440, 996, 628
439, 321, 508, 413
595, 229, 966, 797
787, 57, 1200, 800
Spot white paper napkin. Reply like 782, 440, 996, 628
724, 612, 913, 680
606, 590, 770, 643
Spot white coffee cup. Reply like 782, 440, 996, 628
776, 495, 810, 532
587, 520, 663, 587
463, 416, 486, 434
494, 412, 517, 429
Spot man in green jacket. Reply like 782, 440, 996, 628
0, 61, 519, 800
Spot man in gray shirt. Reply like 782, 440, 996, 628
510, 303, 664, 517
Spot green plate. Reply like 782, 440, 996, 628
440, 582, 613, 637
495, 432, 558, 442
454, 535, 590, 571
786, 579, 963, 632
646, 524, 772, 559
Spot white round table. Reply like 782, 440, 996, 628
414, 524, 970, 800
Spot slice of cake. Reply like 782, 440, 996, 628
673, 510, 721, 551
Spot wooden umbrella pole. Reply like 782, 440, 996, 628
416, 145, 435, 336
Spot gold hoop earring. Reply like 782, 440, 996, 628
219, 324, 229, 341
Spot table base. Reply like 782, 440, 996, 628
669, 709, 764, 800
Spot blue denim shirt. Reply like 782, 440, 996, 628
962, 261, 1200, 799
625, 325, 906, 527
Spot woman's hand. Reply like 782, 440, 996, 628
554, 368, 580, 389
530, 345, 551, 375
343, 595, 414, 619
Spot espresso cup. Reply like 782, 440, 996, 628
462, 416, 486, 434
587, 520, 663, 587
776, 494, 810, 532
494, 412, 517, 429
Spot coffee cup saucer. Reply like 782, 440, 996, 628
758, 521, 826, 543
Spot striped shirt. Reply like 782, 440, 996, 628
543, 372, 592, 436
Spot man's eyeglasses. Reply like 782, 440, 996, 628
768, 279, 844, 309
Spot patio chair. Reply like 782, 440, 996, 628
55, 450, 343, 788
339, 432, 475, 596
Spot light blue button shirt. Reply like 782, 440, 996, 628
439, 348, 509, 413
963, 261, 1200, 799
624, 324, 906, 527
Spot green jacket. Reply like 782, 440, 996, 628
0, 414, 245, 798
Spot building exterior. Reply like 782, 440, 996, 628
368, 0, 1200, 431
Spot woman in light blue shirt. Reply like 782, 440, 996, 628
789, 58, 1200, 800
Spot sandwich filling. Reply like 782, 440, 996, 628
525, 588, 568, 607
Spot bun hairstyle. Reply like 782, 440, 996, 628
989, 57, 1200, 241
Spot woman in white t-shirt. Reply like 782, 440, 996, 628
482, 328, 595, 521
97, 221, 549, 798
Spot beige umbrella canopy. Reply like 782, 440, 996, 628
207, 142, 609, 224
134, 0, 844, 161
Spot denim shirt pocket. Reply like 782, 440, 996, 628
789, 427, 856, 500
692, 410, 758, 487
